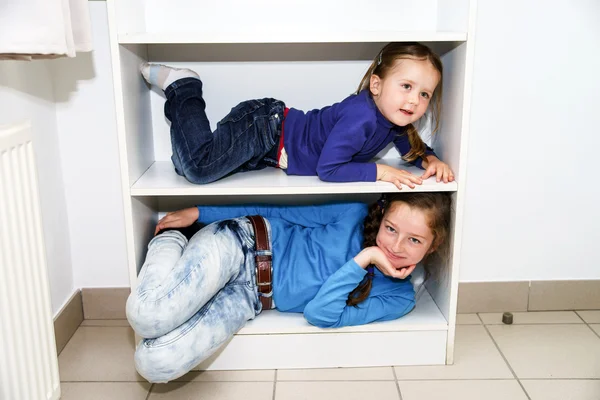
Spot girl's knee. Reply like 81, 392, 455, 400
126, 294, 166, 338
125, 294, 148, 336
134, 340, 197, 383
180, 166, 221, 184
135, 344, 179, 383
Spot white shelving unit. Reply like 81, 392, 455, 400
106, 0, 476, 369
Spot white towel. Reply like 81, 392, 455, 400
0, 0, 92, 60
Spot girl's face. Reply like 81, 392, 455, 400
375, 202, 435, 270
370, 58, 440, 127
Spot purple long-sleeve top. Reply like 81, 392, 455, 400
282, 89, 436, 182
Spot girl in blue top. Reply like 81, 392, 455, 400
141, 42, 454, 188
126, 193, 451, 383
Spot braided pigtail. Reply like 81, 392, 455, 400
346, 196, 386, 306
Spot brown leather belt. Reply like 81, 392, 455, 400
247, 215, 273, 310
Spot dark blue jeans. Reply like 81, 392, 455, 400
164, 78, 285, 184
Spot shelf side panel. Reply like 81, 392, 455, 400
130, 197, 157, 289
424, 42, 468, 326
119, 44, 154, 186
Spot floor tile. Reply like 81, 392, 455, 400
275, 381, 399, 400
398, 380, 528, 400
456, 314, 482, 325
60, 382, 151, 400
277, 367, 394, 381
394, 325, 512, 380
521, 380, 600, 400
590, 324, 600, 336
487, 324, 600, 378
479, 311, 583, 325
577, 310, 600, 323
80, 319, 130, 327
174, 369, 275, 382
58, 326, 143, 381
149, 382, 273, 400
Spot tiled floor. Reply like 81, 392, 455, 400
58, 311, 600, 399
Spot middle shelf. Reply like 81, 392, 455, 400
130, 161, 458, 196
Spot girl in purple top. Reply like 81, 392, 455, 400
142, 42, 454, 188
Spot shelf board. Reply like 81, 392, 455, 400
237, 289, 447, 335
130, 161, 458, 196
119, 31, 467, 45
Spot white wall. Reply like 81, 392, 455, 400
459, 0, 600, 281
52, 1, 129, 288
0, 62, 75, 315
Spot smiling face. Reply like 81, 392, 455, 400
375, 202, 435, 270
370, 58, 440, 127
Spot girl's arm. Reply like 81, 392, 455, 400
303, 258, 415, 328
197, 202, 367, 227
154, 202, 367, 234
315, 114, 377, 182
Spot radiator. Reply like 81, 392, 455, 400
0, 122, 61, 400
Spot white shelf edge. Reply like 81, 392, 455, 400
237, 289, 447, 335
130, 161, 458, 196
118, 31, 468, 44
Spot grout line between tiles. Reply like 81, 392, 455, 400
395, 378, 542, 382
574, 311, 600, 339
480, 322, 585, 326
391, 366, 403, 400
586, 324, 600, 340
77, 325, 131, 328
264, 378, 397, 382
60, 380, 149, 383
145, 383, 154, 400
273, 370, 278, 400
59, 378, 401, 384
482, 325, 532, 400
574, 311, 587, 323
519, 378, 600, 381
475, 313, 484, 324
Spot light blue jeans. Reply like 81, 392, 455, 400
126, 218, 265, 383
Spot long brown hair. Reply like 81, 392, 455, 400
356, 42, 443, 164
346, 193, 452, 306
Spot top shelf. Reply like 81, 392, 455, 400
118, 31, 467, 45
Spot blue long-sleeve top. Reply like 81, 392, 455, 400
283, 89, 437, 182
196, 203, 415, 328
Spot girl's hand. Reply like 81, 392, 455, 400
376, 164, 423, 190
354, 247, 416, 280
421, 155, 455, 183
155, 207, 199, 235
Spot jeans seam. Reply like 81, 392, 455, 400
219, 99, 265, 124
137, 259, 207, 304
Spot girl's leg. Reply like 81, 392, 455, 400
126, 218, 256, 338
163, 77, 285, 184
134, 279, 259, 383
